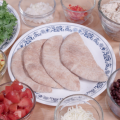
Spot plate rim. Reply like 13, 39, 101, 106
0, 1, 20, 52
8, 22, 116, 106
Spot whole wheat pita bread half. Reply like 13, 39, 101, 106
11, 47, 52, 93
23, 40, 62, 89
42, 35, 80, 91
60, 32, 108, 82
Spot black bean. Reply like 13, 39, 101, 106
118, 89, 120, 93
118, 95, 120, 99
113, 82, 116, 87
112, 96, 114, 99
113, 91, 116, 95
111, 86, 114, 90
117, 100, 120, 103
118, 103, 120, 106
116, 82, 119, 88
116, 88, 119, 91
114, 96, 117, 99
110, 80, 120, 105
117, 79, 120, 83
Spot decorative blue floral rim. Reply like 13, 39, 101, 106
9, 23, 115, 105
0, 2, 19, 51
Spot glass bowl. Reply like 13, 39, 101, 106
0, 81, 36, 120
0, 50, 7, 81
98, 0, 120, 41
18, 0, 56, 27
107, 68, 120, 117
54, 94, 103, 120
60, 0, 96, 24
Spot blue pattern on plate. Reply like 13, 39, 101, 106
13, 24, 113, 104
0, 2, 18, 50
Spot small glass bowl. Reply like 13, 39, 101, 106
98, 0, 120, 41
18, 0, 56, 27
0, 50, 7, 81
54, 94, 103, 120
107, 68, 120, 117
0, 81, 36, 120
60, 0, 96, 24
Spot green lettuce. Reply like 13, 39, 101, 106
0, 0, 17, 45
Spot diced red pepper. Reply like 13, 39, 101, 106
67, 4, 88, 21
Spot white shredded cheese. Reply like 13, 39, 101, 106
101, 0, 120, 23
25, 2, 53, 24
61, 105, 96, 120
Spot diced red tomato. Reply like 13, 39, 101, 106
20, 90, 28, 99
7, 113, 18, 120
11, 80, 23, 91
4, 98, 12, 106
0, 80, 33, 119
1, 90, 5, 95
0, 93, 4, 101
18, 97, 33, 108
25, 106, 32, 114
17, 90, 22, 95
5, 86, 13, 95
0, 114, 9, 120
26, 88, 32, 98
9, 104, 18, 113
4, 98, 12, 113
0, 103, 5, 114
14, 109, 26, 119
4, 104, 9, 113
20, 88, 32, 99
6, 91, 20, 103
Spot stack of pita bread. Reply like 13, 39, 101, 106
11, 32, 108, 93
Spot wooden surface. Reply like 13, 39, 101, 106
1, 0, 120, 120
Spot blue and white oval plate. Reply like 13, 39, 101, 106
0, 1, 20, 52
8, 22, 116, 106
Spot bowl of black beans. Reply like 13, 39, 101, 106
107, 68, 120, 117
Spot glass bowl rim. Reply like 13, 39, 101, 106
60, 0, 96, 13
0, 50, 7, 74
54, 94, 104, 120
18, 0, 56, 19
107, 68, 120, 109
98, 0, 120, 26
0, 81, 36, 120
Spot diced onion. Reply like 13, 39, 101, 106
25, 2, 53, 24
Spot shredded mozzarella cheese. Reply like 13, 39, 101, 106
25, 2, 53, 24
61, 105, 96, 120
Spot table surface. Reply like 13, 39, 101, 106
1, 0, 120, 120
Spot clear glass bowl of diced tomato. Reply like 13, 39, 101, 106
0, 80, 36, 120
61, 0, 96, 24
